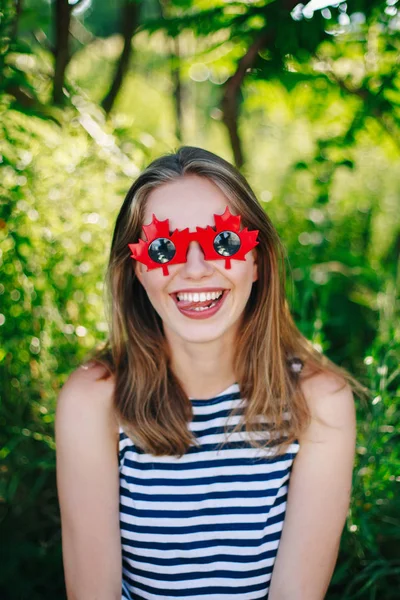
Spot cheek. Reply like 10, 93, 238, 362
142, 278, 159, 297
232, 260, 255, 281
139, 273, 168, 306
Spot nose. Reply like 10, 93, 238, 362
180, 240, 214, 278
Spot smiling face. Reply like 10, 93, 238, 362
134, 174, 258, 345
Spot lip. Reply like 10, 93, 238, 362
171, 289, 230, 320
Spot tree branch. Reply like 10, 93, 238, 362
53, 0, 72, 104
101, 0, 140, 115
171, 35, 183, 142
221, 30, 273, 168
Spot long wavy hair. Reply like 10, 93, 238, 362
87, 146, 369, 457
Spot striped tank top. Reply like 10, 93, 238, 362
119, 382, 300, 600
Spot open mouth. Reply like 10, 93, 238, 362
171, 290, 229, 313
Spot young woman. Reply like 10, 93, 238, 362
55, 146, 366, 600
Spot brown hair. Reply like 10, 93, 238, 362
86, 146, 369, 457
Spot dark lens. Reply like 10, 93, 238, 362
213, 231, 241, 257
148, 238, 176, 264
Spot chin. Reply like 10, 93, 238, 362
174, 320, 238, 344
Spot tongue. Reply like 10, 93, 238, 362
178, 295, 221, 310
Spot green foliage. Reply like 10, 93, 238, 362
0, 94, 141, 598
1, 0, 399, 598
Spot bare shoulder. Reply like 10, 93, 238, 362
299, 367, 356, 434
55, 361, 122, 597
61, 361, 114, 400
268, 366, 357, 598
55, 361, 119, 448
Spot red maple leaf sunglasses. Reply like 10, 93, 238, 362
128, 206, 260, 276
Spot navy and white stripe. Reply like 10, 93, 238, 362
119, 382, 300, 600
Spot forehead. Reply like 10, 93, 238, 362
143, 174, 235, 232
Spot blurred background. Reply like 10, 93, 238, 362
0, 0, 399, 598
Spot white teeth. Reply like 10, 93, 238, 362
176, 290, 224, 302
190, 302, 218, 311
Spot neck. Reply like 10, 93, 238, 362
165, 328, 237, 400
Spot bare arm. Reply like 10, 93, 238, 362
55, 363, 122, 600
268, 371, 357, 600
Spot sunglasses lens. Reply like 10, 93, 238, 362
213, 230, 241, 257
148, 237, 176, 264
